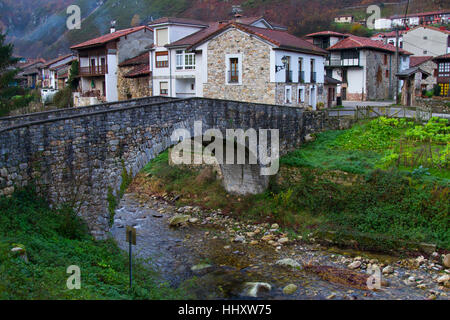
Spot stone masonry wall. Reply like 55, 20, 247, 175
0, 97, 344, 239
0, 96, 175, 129
203, 29, 276, 104
117, 66, 152, 101
365, 51, 398, 101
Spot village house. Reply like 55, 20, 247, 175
325, 35, 411, 101
149, 16, 329, 109
117, 52, 151, 100
14, 59, 46, 89
433, 53, 450, 96
334, 15, 354, 24
371, 30, 406, 48
402, 25, 450, 57
409, 56, 437, 93
41, 54, 76, 89
305, 31, 348, 50
70, 25, 153, 106
391, 10, 450, 28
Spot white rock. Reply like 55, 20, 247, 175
382, 266, 394, 274
275, 258, 301, 268
443, 254, 450, 268
437, 274, 450, 284
233, 235, 245, 243
348, 261, 361, 269
243, 282, 272, 298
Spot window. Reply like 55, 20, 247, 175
298, 87, 305, 103
160, 82, 168, 95
424, 50, 428, 54
383, 54, 388, 65
385, 70, 389, 78
229, 58, 239, 83
285, 86, 292, 104
439, 83, 449, 96
156, 28, 168, 47
438, 62, 450, 73
156, 51, 168, 68
176, 50, 196, 70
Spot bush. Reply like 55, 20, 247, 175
52, 86, 73, 109
433, 84, 441, 96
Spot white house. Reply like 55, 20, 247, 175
402, 25, 450, 57
326, 35, 412, 101
41, 54, 76, 89
71, 25, 153, 106
148, 16, 329, 109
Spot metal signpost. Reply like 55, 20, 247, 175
126, 226, 137, 288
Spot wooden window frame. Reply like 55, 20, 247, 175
156, 51, 169, 68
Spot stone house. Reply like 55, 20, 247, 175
117, 52, 152, 100
433, 53, 450, 96
409, 56, 437, 94
71, 26, 153, 106
149, 17, 328, 109
326, 35, 412, 101
188, 23, 328, 109
15, 59, 46, 89
402, 25, 450, 57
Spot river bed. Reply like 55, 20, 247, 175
111, 193, 449, 300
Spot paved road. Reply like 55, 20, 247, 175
342, 101, 394, 108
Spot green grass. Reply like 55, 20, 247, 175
0, 187, 188, 300
137, 119, 449, 252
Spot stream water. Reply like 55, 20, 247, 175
111, 193, 448, 300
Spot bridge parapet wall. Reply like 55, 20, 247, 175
0, 97, 340, 238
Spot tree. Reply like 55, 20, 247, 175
0, 29, 20, 114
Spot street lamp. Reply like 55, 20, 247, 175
275, 56, 288, 73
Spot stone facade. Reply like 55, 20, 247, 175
365, 50, 398, 101
117, 66, 151, 101
414, 60, 437, 93
204, 29, 276, 104
0, 97, 343, 239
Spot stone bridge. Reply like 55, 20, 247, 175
0, 97, 345, 239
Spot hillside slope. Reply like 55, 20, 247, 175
2, 0, 446, 59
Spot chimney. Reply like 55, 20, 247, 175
110, 20, 116, 33
234, 13, 243, 23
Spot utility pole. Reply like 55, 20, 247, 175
395, 28, 399, 105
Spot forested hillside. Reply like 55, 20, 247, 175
1, 0, 446, 59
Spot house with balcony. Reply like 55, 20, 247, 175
41, 54, 75, 89
185, 22, 328, 109
433, 54, 450, 96
148, 16, 299, 102
391, 10, 450, 28
326, 35, 412, 101
71, 26, 153, 106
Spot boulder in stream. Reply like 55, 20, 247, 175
242, 282, 272, 298
169, 215, 191, 227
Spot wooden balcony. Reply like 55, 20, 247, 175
79, 65, 108, 76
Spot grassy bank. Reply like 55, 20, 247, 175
131, 118, 449, 252
0, 187, 188, 300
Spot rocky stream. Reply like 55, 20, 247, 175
111, 193, 450, 300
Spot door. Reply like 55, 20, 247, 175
91, 59, 96, 74
341, 87, 347, 100
328, 88, 333, 108
101, 57, 106, 73
102, 81, 106, 97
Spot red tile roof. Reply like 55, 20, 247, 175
188, 23, 328, 55
410, 56, 433, 67
167, 22, 225, 47
406, 25, 450, 35
148, 17, 209, 27
390, 10, 450, 19
43, 54, 73, 67
328, 35, 412, 55
372, 30, 407, 38
305, 31, 348, 38
119, 52, 149, 67
124, 64, 150, 78
433, 53, 450, 61
71, 26, 153, 50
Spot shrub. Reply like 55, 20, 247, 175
52, 86, 73, 109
